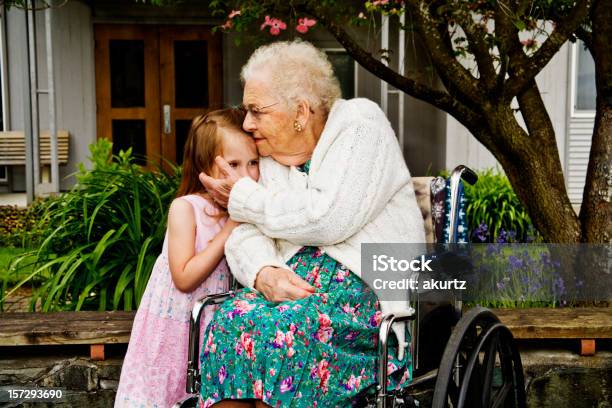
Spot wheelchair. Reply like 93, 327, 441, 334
173, 166, 526, 408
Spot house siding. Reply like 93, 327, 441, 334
5, 2, 95, 191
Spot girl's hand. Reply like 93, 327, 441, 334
254, 266, 315, 302
199, 156, 241, 207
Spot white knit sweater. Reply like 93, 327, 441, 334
225, 98, 426, 358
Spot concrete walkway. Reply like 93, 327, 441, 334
0, 193, 27, 207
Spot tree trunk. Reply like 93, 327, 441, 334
579, 0, 612, 244
476, 106, 582, 243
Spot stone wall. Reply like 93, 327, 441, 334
0, 347, 122, 408
0, 347, 610, 407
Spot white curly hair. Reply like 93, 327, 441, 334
241, 40, 342, 114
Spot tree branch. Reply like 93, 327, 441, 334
460, 15, 497, 92
408, 0, 487, 105
305, 4, 484, 133
506, 0, 593, 99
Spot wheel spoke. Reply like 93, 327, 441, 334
490, 382, 512, 408
481, 332, 500, 406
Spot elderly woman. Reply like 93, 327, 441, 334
198, 40, 425, 408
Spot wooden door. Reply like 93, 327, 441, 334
94, 25, 223, 167
159, 27, 223, 166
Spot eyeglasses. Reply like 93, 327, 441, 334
241, 102, 279, 119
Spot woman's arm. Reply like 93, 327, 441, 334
225, 223, 315, 300
228, 118, 407, 246
167, 198, 239, 293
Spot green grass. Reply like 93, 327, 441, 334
0, 247, 28, 282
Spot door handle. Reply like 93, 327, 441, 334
163, 105, 171, 134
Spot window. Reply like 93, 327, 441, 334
324, 49, 356, 99
571, 41, 596, 114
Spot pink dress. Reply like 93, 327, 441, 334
115, 195, 230, 407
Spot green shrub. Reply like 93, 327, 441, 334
1, 139, 180, 311
461, 169, 540, 243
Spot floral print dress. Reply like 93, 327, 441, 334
199, 162, 412, 408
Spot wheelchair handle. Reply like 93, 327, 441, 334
448, 165, 477, 244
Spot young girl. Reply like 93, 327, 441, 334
115, 108, 260, 407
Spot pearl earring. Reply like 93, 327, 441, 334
293, 121, 303, 132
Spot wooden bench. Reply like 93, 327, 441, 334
0, 308, 609, 361
495, 307, 612, 356
0, 311, 135, 361
0, 130, 70, 166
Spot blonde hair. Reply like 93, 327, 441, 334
240, 40, 342, 114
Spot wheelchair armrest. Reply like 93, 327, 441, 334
186, 291, 234, 394
191, 291, 235, 322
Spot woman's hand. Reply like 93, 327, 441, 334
199, 156, 241, 207
254, 266, 316, 302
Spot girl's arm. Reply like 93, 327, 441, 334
167, 198, 239, 293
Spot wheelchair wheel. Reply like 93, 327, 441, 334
432, 307, 526, 408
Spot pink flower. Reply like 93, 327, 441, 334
273, 330, 285, 348
342, 303, 355, 314
253, 379, 263, 399
277, 304, 289, 313
397, 368, 411, 388
241, 332, 255, 360
369, 310, 383, 327
218, 365, 227, 384
296, 17, 317, 34
260, 15, 287, 36
201, 397, 216, 408
230, 299, 255, 319
289, 323, 297, 333
287, 347, 296, 357
521, 38, 537, 49
280, 376, 294, 393
237, 389, 243, 398
372, 0, 389, 5
285, 331, 295, 348
343, 374, 362, 391
228, 9, 241, 19
269, 368, 276, 376
245, 292, 257, 300
316, 326, 334, 344
316, 360, 330, 392
318, 312, 332, 327
344, 331, 358, 341
204, 330, 216, 355
221, 19, 233, 30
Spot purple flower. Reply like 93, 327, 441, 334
472, 223, 489, 242
280, 376, 294, 393
553, 276, 565, 297
496, 229, 508, 243
509, 255, 523, 270
486, 244, 501, 256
